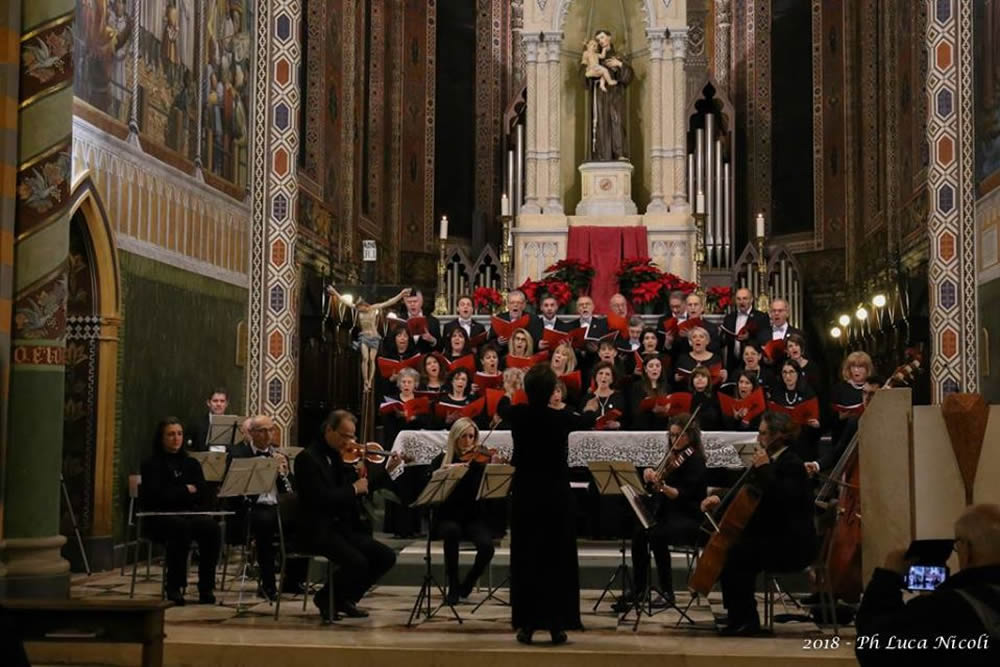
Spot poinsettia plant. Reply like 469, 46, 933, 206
472, 286, 503, 312
544, 259, 595, 298
705, 286, 733, 313
615, 257, 664, 298
517, 277, 544, 306
542, 279, 574, 307
661, 273, 698, 296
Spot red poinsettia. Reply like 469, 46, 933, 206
630, 280, 664, 306
544, 259, 595, 297
661, 273, 698, 295
517, 277, 544, 305
616, 257, 664, 297
543, 279, 574, 307
472, 286, 503, 311
705, 286, 733, 311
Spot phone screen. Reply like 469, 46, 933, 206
906, 564, 948, 591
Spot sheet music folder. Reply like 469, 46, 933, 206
189, 451, 227, 482
411, 466, 468, 508
587, 460, 647, 496
217, 456, 278, 498
476, 464, 514, 501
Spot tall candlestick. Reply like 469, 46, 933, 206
440, 215, 449, 240
696, 191, 705, 215
755, 213, 765, 238
501, 194, 510, 217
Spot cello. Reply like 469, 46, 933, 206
814, 352, 922, 602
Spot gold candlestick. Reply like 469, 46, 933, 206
433, 238, 448, 315
499, 214, 513, 298
693, 210, 706, 293
756, 234, 770, 312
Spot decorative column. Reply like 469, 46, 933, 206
925, 0, 978, 400
511, 0, 525, 92
715, 0, 732, 92
543, 33, 563, 214
2, 0, 75, 597
646, 31, 667, 213
521, 32, 542, 214
670, 30, 689, 210
247, 0, 303, 444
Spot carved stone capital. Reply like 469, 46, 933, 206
524, 32, 542, 62
647, 30, 667, 60
544, 32, 563, 62
671, 30, 688, 59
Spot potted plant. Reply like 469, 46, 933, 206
704, 286, 733, 314
472, 286, 504, 314
544, 259, 595, 299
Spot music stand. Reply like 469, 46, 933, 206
190, 452, 228, 482
469, 464, 514, 613
217, 457, 279, 612
617, 485, 695, 630
206, 414, 243, 450
407, 466, 468, 627
587, 461, 646, 613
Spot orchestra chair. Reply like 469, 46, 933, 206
761, 562, 837, 635
122, 474, 153, 581
274, 493, 338, 623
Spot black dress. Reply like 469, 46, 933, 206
139, 449, 221, 595
581, 390, 627, 428
673, 352, 724, 391
508, 403, 593, 632
769, 385, 822, 463
691, 390, 723, 431
629, 385, 671, 432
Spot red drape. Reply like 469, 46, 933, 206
566, 226, 647, 314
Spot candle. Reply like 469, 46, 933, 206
501, 194, 510, 217
755, 213, 765, 238
696, 191, 705, 215
440, 215, 449, 240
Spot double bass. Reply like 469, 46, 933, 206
815, 353, 922, 602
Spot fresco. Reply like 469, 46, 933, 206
976, 0, 1000, 192
73, 0, 133, 121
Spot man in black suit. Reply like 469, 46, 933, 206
441, 295, 487, 346
763, 298, 803, 365
700, 411, 818, 635
294, 410, 403, 619
401, 289, 441, 354
720, 288, 772, 371
228, 414, 292, 600
185, 387, 230, 451
570, 295, 610, 376
537, 295, 573, 350
489, 289, 542, 351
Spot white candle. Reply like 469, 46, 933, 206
501, 194, 510, 217
440, 215, 449, 240
696, 191, 705, 215
755, 213, 765, 238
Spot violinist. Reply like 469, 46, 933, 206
689, 366, 723, 431
620, 415, 707, 609
700, 411, 817, 635
429, 418, 501, 605
294, 410, 404, 620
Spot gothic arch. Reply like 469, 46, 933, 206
553, 0, 659, 33
66, 173, 121, 553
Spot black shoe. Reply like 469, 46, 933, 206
198, 591, 216, 605
313, 593, 333, 622
165, 589, 186, 606
458, 578, 476, 600
516, 628, 533, 644
550, 630, 567, 645
445, 587, 460, 607
611, 594, 635, 613
336, 600, 369, 618
719, 622, 764, 637
258, 584, 277, 601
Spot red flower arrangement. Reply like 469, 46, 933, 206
543, 279, 573, 307
705, 286, 733, 312
544, 259, 595, 297
517, 277, 543, 305
661, 273, 698, 296
631, 280, 664, 306
472, 286, 503, 312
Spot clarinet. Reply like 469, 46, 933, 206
269, 446, 294, 493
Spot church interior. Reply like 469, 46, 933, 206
2, 0, 1000, 665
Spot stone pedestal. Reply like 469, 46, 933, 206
576, 162, 638, 216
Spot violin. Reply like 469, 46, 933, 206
341, 441, 401, 465
648, 406, 700, 512
458, 445, 503, 464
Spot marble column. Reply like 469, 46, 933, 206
670, 30, 689, 211
521, 32, 542, 214
715, 0, 732, 92
543, 34, 563, 214
646, 31, 667, 213
1, 0, 75, 597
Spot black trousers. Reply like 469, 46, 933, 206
631, 513, 700, 595
249, 504, 279, 589
438, 518, 495, 587
151, 516, 221, 593
719, 538, 813, 626
310, 530, 396, 605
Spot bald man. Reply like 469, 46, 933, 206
856, 504, 1000, 666
720, 288, 771, 370
609, 293, 629, 318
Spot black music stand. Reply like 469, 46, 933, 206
469, 463, 514, 612
206, 414, 243, 450
587, 461, 646, 613
407, 466, 468, 627
618, 485, 695, 630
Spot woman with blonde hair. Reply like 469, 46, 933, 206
429, 417, 499, 605
830, 350, 875, 445
507, 328, 535, 359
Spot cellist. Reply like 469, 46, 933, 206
699, 411, 817, 635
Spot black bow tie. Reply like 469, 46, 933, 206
253, 449, 271, 457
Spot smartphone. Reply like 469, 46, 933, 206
906, 564, 949, 591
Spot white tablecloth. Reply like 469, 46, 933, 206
391, 430, 753, 469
